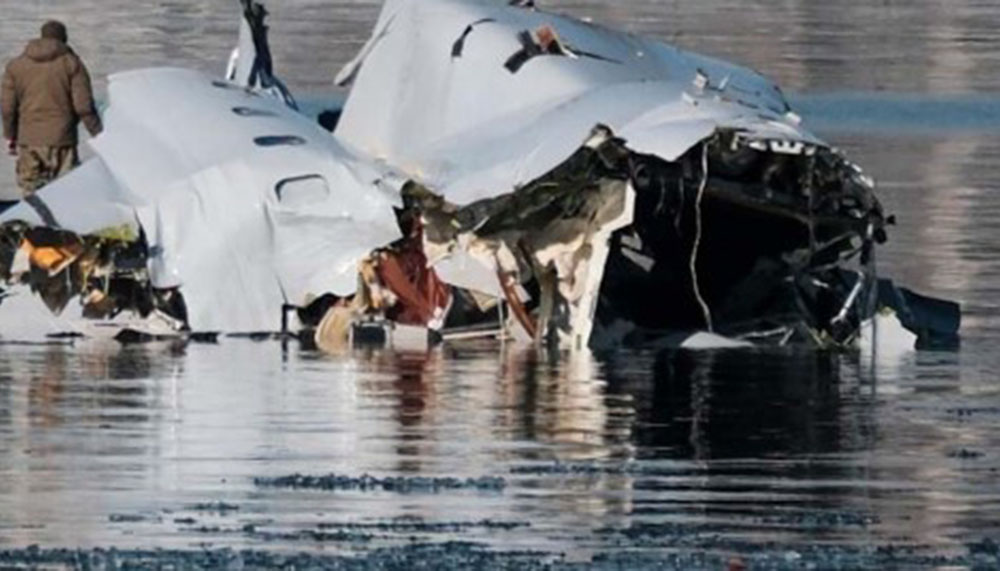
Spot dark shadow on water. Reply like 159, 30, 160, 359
603, 349, 874, 461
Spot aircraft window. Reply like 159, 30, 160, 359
254, 135, 306, 147
233, 107, 277, 117
275, 175, 330, 206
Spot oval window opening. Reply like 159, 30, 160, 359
233, 106, 277, 117
276, 175, 330, 207
254, 135, 306, 147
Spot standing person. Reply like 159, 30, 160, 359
1, 20, 103, 196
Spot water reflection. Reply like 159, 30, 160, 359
0, 340, 995, 555
18, 344, 170, 429
607, 350, 858, 460
0, 343, 180, 547
499, 349, 618, 460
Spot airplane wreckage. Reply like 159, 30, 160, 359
0, 0, 960, 351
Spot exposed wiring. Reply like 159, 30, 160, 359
691, 142, 713, 332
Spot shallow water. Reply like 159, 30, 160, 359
1, 0, 999, 567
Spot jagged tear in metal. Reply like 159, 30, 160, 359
0, 0, 960, 351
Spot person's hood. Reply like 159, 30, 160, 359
24, 38, 69, 63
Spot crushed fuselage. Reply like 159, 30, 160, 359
0, 0, 959, 350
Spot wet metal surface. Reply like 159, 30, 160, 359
2, 0, 1000, 568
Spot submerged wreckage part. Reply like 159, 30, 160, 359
0, 67, 402, 338
402, 120, 920, 351
594, 129, 890, 348
410, 126, 636, 349
0, 221, 187, 339
0, 0, 960, 351
333, 0, 958, 351
0, 1, 403, 340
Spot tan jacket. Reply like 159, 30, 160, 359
1, 38, 103, 148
